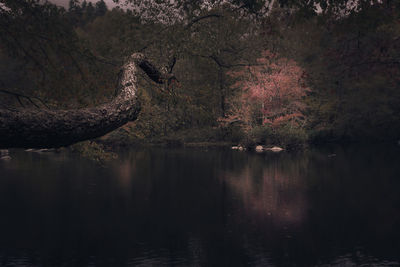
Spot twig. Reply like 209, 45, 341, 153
0, 89, 49, 109
185, 14, 222, 29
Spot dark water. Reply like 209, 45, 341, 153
0, 145, 399, 266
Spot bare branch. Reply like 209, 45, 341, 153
185, 14, 222, 29
0, 89, 49, 109
138, 13, 222, 52
188, 52, 268, 68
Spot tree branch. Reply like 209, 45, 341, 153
185, 14, 222, 29
0, 89, 49, 109
0, 53, 170, 149
188, 52, 268, 68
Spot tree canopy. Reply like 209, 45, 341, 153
1, 0, 399, 148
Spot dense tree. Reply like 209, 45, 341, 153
95, 0, 107, 16
226, 50, 309, 128
273, 1, 400, 141
1, 0, 399, 148
0, 52, 176, 148
0, 1, 171, 148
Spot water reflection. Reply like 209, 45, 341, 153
222, 156, 307, 226
0, 146, 399, 266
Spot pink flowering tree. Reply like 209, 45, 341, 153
222, 51, 310, 135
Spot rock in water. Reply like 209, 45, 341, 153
266, 146, 284, 152
0, 155, 11, 161
0, 149, 10, 160
232, 145, 245, 151
255, 145, 264, 152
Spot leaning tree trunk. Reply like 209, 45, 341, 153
0, 53, 163, 149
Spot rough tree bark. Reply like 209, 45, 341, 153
0, 53, 162, 149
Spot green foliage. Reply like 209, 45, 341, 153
242, 125, 273, 147
1, 0, 399, 148
0, 0, 117, 108
273, 124, 308, 149
274, 2, 400, 142
236, 123, 307, 149
70, 141, 117, 163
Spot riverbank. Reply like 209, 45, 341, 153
95, 124, 309, 152
94, 123, 400, 153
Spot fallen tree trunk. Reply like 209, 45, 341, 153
0, 53, 157, 149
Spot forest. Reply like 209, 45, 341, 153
1, 0, 399, 150
2, 2, 400, 266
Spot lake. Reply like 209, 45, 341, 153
0, 145, 399, 266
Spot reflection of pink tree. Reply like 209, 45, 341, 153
224, 51, 309, 129
221, 163, 307, 226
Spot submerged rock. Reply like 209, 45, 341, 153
25, 148, 55, 153
0, 149, 11, 160
0, 155, 11, 161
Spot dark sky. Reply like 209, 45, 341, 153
48, 0, 120, 8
